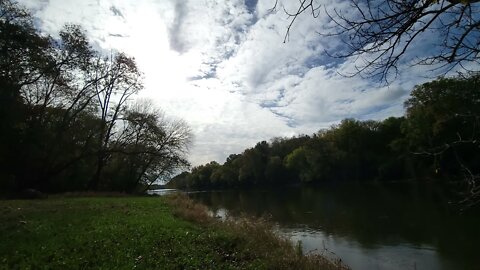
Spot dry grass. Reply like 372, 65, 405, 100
166, 192, 212, 224
166, 193, 350, 270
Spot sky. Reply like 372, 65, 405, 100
18, 0, 449, 166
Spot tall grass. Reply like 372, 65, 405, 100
166, 193, 350, 270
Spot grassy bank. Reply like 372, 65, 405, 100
0, 195, 347, 270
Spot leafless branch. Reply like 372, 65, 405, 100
281, 0, 480, 83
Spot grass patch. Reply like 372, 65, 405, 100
0, 195, 348, 269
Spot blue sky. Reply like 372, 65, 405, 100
18, 0, 458, 166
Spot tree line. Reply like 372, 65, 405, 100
0, 0, 192, 194
168, 74, 480, 206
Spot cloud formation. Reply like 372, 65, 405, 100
18, 0, 447, 166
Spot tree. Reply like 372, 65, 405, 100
88, 52, 143, 190
0, 1, 99, 191
237, 142, 270, 186
284, 147, 313, 182
0, 0, 52, 91
265, 156, 286, 184
0, 0, 192, 193
19, 25, 100, 190
112, 99, 192, 192
403, 73, 480, 207
188, 162, 221, 189
280, 0, 480, 82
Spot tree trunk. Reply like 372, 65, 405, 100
88, 152, 105, 190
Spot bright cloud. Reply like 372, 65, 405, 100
19, 0, 448, 166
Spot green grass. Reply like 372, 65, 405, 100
0, 196, 347, 270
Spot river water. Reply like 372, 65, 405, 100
187, 184, 480, 270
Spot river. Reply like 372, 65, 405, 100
187, 183, 480, 270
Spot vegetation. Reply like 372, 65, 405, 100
168, 74, 480, 206
0, 0, 191, 194
0, 195, 348, 270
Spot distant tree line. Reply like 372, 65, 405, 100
168, 74, 480, 206
0, 0, 192, 194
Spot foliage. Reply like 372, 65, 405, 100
403, 74, 480, 207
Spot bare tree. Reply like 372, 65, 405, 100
279, 0, 480, 83
112, 99, 192, 192
88, 53, 143, 190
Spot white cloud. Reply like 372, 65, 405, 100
18, 0, 448, 166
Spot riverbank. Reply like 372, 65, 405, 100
0, 195, 347, 269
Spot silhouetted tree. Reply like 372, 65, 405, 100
88, 53, 143, 190
113, 99, 192, 192
0, 0, 192, 194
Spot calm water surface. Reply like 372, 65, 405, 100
147, 188, 177, 196
188, 184, 480, 270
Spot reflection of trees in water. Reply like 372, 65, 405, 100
189, 185, 480, 265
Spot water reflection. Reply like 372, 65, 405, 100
189, 184, 480, 270
146, 188, 178, 196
